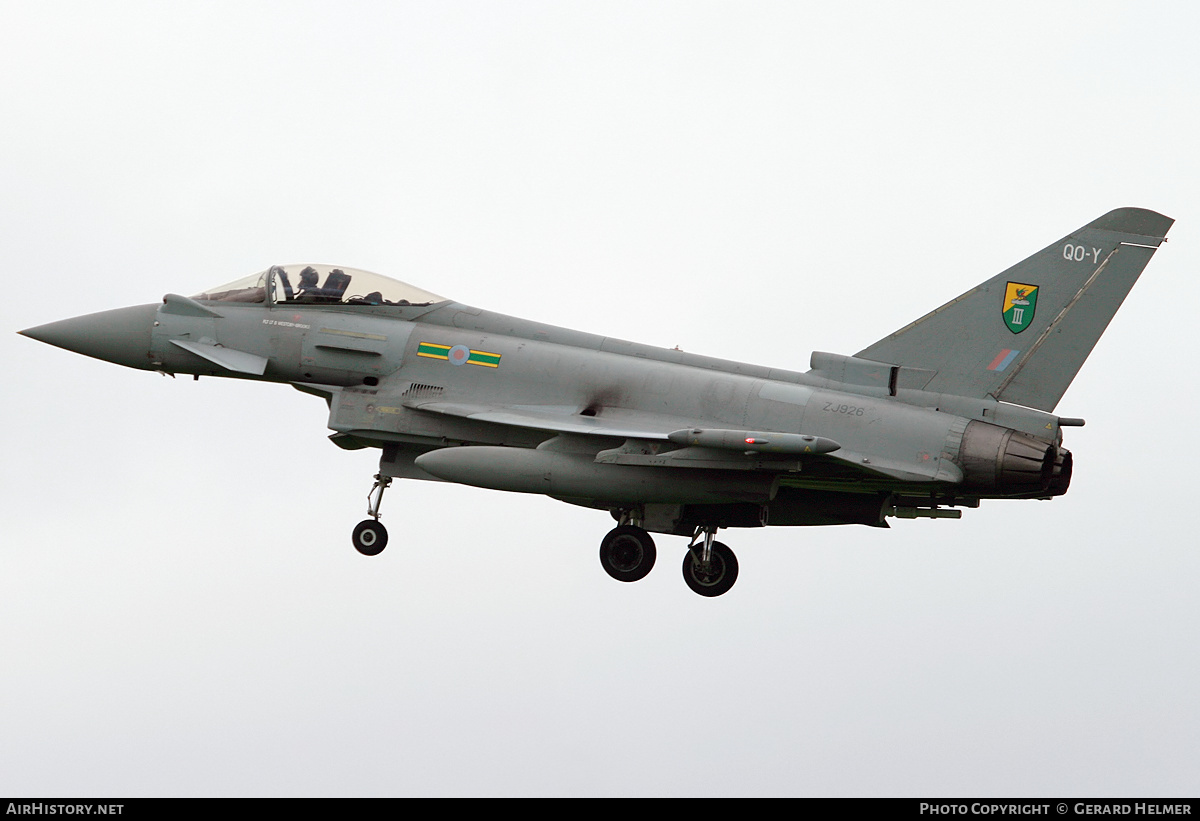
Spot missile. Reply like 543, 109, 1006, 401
414, 446, 777, 503
667, 428, 841, 455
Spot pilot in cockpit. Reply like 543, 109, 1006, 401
295, 266, 320, 300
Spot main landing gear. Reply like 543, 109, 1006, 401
351, 473, 391, 556
598, 516, 739, 597
599, 525, 657, 582
681, 527, 738, 598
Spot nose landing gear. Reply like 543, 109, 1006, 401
351, 473, 391, 556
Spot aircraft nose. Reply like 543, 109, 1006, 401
19, 303, 159, 370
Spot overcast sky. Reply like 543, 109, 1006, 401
2, 1, 1198, 797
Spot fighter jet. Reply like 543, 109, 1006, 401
19, 208, 1172, 596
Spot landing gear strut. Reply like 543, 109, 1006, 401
352, 473, 391, 556
682, 526, 738, 597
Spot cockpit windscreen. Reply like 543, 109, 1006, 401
193, 265, 446, 307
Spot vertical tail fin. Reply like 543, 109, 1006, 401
855, 207, 1173, 411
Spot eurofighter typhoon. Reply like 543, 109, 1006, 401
19, 208, 1172, 596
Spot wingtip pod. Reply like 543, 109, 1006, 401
1085, 207, 1174, 240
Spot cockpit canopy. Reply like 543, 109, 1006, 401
192, 264, 446, 307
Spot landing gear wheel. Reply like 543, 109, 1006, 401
352, 519, 388, 556
599, 525, 656, 582
682, 541, 738, 597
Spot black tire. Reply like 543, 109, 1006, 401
599, 525, 656, 582
682, 541, 738, 597
352, 519, 388, 556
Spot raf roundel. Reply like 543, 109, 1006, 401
448, 344, 471, 366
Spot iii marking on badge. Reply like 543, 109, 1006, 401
1003, 282, 1038, 334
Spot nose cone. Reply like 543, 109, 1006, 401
19, 303, 159, 370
